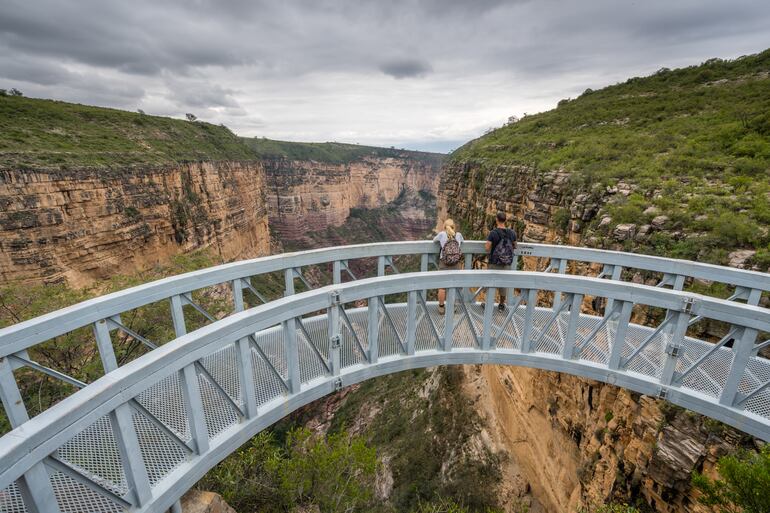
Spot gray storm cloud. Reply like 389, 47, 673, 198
1, 0, 769, 151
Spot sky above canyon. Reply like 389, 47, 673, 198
1, 0, 769, 153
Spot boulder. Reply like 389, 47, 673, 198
651, 215, 669, 230
643, 206, 660, 216
635, 224, 652, 240
598, 216, 612, 228
613, 223, 637, 241
181, 490, 237, 513
728, 249, 756, 269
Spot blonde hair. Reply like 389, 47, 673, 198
444, 218, 456, 239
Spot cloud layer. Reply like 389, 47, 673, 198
1, 0, 769, 152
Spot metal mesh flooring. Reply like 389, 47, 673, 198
14, 300, 770, 512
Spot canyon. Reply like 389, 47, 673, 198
0, 152, 441, 286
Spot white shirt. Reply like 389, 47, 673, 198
433, 231, 464, 257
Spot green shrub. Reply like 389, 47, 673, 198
692, 445, 770, 513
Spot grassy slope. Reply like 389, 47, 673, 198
0, 96, 259, 169
243, 136, 445, 165
451, 49, 770, 266
0, 95, 444, 170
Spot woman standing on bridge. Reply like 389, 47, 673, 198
433, 218, 464, 314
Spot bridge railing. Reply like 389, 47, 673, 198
1, 271, 770, 513
1, 242, 769, 435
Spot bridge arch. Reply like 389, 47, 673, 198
1, 269, 770, 513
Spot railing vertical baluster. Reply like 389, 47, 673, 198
673, 274, 685, 290
608, 301, 634, 370
377, 256, 386, 277
284, 268, 295, 296
232, 279, 245, 312
283, 318, 301, 393
93, 319, 118, 372
0, 357, 61, 513
442, 288, 456, 351
180, 364, 209, 454
720, 327, 759, 407
236, 337, 258, 418
552, 259, 568, 311
170, 294, 187, 337
333, 261, 342, 285
463, 251, 473, 303
482, 287, 495, 351
406, 291, 417, 355
367, 296, 379, 364
660, 309, 690, 386
110, 403, 153, 505
563, 293, 583, 359
328, 293, 342, 374
420, 254, 429, 301
604, 265, 624, 315
747, 288, 762, 306
520, 289, 537, 353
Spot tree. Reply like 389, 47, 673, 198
185, 113, 197, 122
9, 88, 23, 96
692, 445, 770, 513
137, 109, 145, 115
269, 427, 378, 513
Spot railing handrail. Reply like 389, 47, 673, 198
1, 241, 768, 358
2, 269, 770, 490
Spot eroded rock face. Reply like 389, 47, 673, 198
436, 161, 748, 512
264, 156, 441, 245
0, 162, 271, 286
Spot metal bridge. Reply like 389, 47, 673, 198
1, 241, 770, 513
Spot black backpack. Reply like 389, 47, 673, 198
491, 229, 514, 265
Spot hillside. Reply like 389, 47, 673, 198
449, 49, 770, 268
243, 136, 444, 166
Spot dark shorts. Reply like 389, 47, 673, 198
438, 260, 462, 270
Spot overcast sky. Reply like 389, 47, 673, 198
2, 0, 769, 153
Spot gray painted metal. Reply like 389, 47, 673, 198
1, 241, 770, 513
1, 269, 770, 512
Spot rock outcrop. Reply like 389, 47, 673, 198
436, 161, 748, 512
0, 162, 271, 286
264, 155, 441, 245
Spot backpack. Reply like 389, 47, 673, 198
441, 236, 462, 265
491, 229, 514, 265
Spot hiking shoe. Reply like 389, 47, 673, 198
438, 304, 445, 315
498, 303, 506, 312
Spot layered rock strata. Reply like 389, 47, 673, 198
437, 161, 747, 512
0, 162, 270, 286
264, 156, 441, 244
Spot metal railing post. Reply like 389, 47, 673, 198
284, 318, 301, 393
720, 327, 759, 406
236, 337, 258, 418
180, 364, 209, 454
328, 293, 342, 375
0, 356, 61, 513
93, 319, 119, 372
520, 289, 538, 353
660, 309, 690, 386
604, 265, 624, 315
406, 291, 417, 355
110, 403, 153, 506
482, 287, 495, 350
420, 253, 429, 301
367, 296, 379, 364
284, 268, 295, 296
562, 293, 583, 359
232, 279, 245, 312
608, 301, 634, 370
442, 288, 456, 351
332, 261, 342, 285
170, 294, 187, 337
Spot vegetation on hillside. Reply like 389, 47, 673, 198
243, 136, 444, 165
450, 49, 770, 267
692, 445, 770, 513
0, 96, 259, 169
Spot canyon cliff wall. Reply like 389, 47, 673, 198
264, 155, 441, 245
0, 161, 271, 286
438, 162, 750, 513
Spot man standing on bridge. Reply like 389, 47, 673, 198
485, 211, 517, 311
